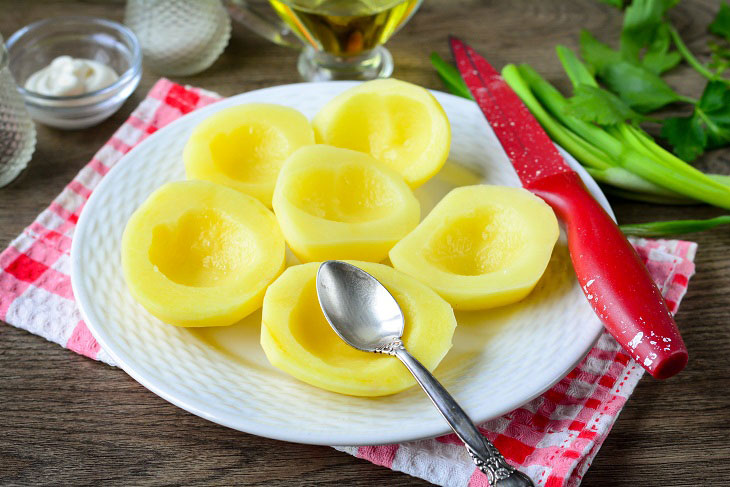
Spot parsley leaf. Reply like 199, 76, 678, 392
642, 23, 682, 74
617, 0, 680, 74
709, 2, 730, 41
661, 115, 707, 162
662, 81, 730, 160
600, 60, 683, 112
566, 84, 643, 125
580, 30, 622, 73
556, 45, 643, 125
578, 26, 684, 114
696, 80, 730, 148
698, 79, 730, 112
708, 4, 730, 76
581, 14, 680, 83
709, 40, 730, 74
621, 0, 669, 61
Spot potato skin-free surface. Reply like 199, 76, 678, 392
121, 180, 285, 327
390, 185, 559, 310
184, 103, 314, 207
261, 261, 456, 396
272, 145, 420, 263
313, 79, 450, 188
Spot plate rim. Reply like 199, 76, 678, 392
71, 81, 612, 446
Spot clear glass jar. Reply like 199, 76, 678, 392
224, 0, 422, 81
125, 0, 231, 76
0, 34, 35, 187
5, 17, 142, 130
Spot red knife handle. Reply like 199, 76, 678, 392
528, 171, 688, 379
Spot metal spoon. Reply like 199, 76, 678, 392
316, 261, 534, 487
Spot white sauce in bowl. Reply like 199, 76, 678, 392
24, 55, 118, 97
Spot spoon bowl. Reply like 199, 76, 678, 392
316, 260, 404, 352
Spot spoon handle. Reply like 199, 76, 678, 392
393, 346, 534, 487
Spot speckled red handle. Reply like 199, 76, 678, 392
528, 172, 688, 379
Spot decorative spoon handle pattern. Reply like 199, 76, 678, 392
392, 347, 533, 487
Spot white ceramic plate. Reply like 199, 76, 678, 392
71, 82, 610, 446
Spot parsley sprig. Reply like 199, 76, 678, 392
586, 0, 730, 162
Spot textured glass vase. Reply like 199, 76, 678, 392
125, 0, 231, 76
0, 35, 35, 187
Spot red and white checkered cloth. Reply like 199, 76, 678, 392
0, 79, 697, 487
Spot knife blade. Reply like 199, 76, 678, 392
450, 36, 688, 379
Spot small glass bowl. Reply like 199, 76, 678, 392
5, 16, 142, 130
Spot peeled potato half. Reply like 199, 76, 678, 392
184, 103, 314, 207
312, 79, 450, 188
261, 261, 457, 396
121, 180, 285, 327
272, 144, 420, 263
390, 185, 559, 310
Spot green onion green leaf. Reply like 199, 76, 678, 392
620, 215, 730, 236
429, 52, 473, 100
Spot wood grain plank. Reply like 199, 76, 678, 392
1, 0, 729, 485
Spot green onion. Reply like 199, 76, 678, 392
709, 173, 730, 186
501, 64, 613, 170
517, 64, 624, 157
501, 64, 689, 199
614, 124, 730, 194
585, 166, 691, 199
619, 215, 730, 236
512, 63, 730, 210
430, 51, 730, 209
430, 52, 474, 100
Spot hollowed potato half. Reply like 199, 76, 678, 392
389, 185, 559, 310
312, 79, 450, 188
272, 145, 420, 263
260, 261, 456, 396
183, 103, 315, 207
121, 180, 285, 327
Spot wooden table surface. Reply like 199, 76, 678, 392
2, 1, 729, 485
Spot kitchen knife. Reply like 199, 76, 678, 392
450, 36, 688, 379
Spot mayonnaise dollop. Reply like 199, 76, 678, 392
24, 56, 119, 97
